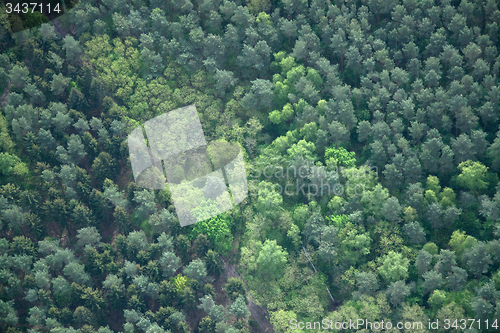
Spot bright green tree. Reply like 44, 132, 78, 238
191, 215, 233, 254
456, 160, 489, 194
325, 147, 356, 168
377, 251, 410, 283
256, 239, 287, 281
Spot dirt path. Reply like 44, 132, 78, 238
51, 17, 68, 38
220, 256, 274, 333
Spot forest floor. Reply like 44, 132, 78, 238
220, 256, 274, 333
51, 19, 68, 38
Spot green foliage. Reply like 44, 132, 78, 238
377, 251, 410, 283
360, 184, 389, 219
183, 259, 207, 282
10, 236, 36, 257
325, 147, 356, 168
193, 234, 212, 258
224, 278, 246, 302
205, 250, 223, 277
270, 310, 299, 333
428, 289, 447, 309
270, 103, 294, 125
287, 140, 316, 162
85, 35, 140, 103
386, 280, 410, 307
0, 115, 14, 153
241, 239, 287, 281
190, 215, 233, 254
173, 275, 189, 293
113, 206, 130, 234
422, 242, 439, 255
0, 153, 28, 178
76, 227, 101, 250
449, 230, 478, 258
255, 181, 284, 220
229, 295, 250, 320
457, 160, 489, 194
3, 0, 500, 331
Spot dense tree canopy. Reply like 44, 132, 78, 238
1, 0, 500, 332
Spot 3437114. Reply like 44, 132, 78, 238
5, 2, 61, 14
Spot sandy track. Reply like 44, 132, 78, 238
220, 255, 275, 333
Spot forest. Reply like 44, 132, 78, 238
0, 0, 500, 332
